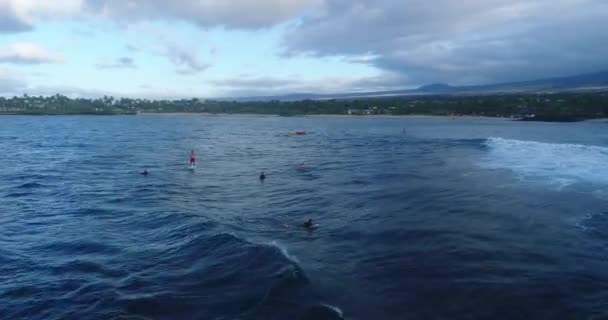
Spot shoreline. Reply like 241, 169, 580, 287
139, 112, 511, 120
139, 112, 279, 117
303, 114, 511, 120
3, 112, 605, 122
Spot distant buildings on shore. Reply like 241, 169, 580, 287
347, 106, 396, 115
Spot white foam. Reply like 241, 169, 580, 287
482, 137, 608, 188
320, 303, 344, 318
268, 240, 299, 264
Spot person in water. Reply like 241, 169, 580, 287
303, 218, 314, 229
189, 150, 196, 166
260, 171, 266, 180
141, 169, 149, 176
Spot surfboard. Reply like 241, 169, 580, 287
303, 224, 319, 230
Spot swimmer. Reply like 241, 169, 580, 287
140, 169, 149, 176
260, 171, 266, 180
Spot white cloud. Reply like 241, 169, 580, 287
0, 42, 64, 64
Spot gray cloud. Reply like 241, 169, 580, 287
0, 70, 27, 96
283, 0, 608, 86
211, 76, 326, 96
125, 44, 140, 52
3, 0, 607, 92
2, 0, 319, 34
166, 43, 210, 75
210, 76, 302, 89
96, 57, 137, 69
209, 73, 406, 97
0, 2, 32, 33
0, 43, 63, 64
83, 0, 319, 29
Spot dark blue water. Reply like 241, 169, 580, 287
1, 115, 608, 320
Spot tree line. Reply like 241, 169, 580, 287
1, 92, 607, 119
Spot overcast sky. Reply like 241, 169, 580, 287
1, 0, 607, 98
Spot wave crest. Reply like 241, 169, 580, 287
482, 137, 608, 188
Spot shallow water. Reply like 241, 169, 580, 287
1, 115, 607, 320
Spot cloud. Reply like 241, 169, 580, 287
3, 0, 607, 93
96, 56, 137, 69
209, 73, 406, 97
166, 43, 210, 75
283, 0, 608, 85
0, 1, 32, 32
125, 44, 140, 52
0, 42, 64, 64
0, 0, 83, 33
1, 0, 321, 33
0, 68, 27, 95
82, 0, 321, 29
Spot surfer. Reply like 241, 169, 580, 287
140, 169, 149, 176
260, 171, 266, 180
189, 150, 196, 166
281, 218, 316, 230
303, 218, 314, 229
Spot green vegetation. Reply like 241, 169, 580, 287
1, 92, 608, 120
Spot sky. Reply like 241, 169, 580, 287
0, 0, 607, 98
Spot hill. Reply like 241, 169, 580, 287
231, 71, 608, 101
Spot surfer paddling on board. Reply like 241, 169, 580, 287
281, 218, 318, 230
303, 218, 313, 229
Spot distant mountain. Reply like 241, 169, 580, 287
229, 71, 608, 101
417, 83, 454, 92
460, 71, 608, 93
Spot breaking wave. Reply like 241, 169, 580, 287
482, 137, 608, 189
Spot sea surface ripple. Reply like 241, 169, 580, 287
1, 115, 608, 320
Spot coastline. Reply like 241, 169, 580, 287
303, 114, 511, 120
138, 112, 279, 117
3, 112, 604, 122
138, 112, 511, 120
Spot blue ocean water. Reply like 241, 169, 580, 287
1, 115, 607, 320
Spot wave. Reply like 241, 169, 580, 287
16, 182, 46, 189
575, 212, 608, 234
267, 240, 300, 264
112, 232, 342, 320
482, 137, 608, 189
33, 240, 123, 256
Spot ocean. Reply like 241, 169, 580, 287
1, 115, 607, 320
